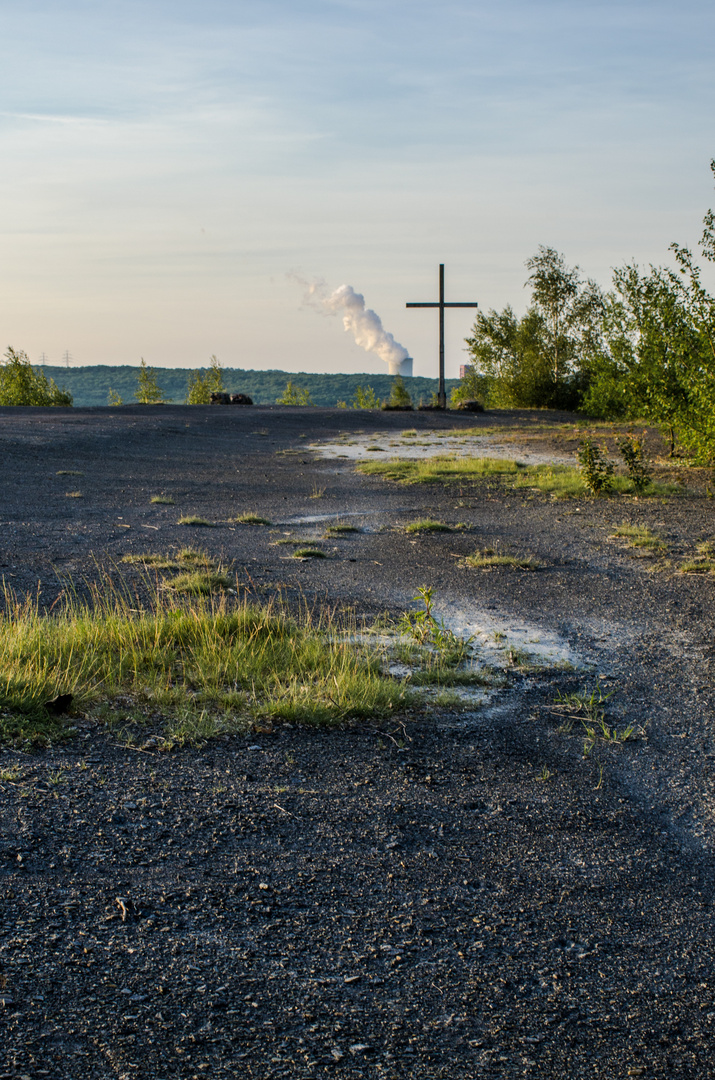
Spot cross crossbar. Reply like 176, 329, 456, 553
406, 264, 478, 408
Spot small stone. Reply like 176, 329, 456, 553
349, 1044, 371, 1055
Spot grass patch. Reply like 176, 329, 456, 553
610, 523, 666, 551
358, 455, 520, 484
169, 571, 231, 595
292, 548, 327, 559
232, 514, 272, 526
121, 548, 217, 572
0, 583, 414, 746
680, 559, 715, 574
178, 516, 216, 527
464, 548, 540, 570
360, 454, 685, 500
150, 495, 175, 505
57, 470, 83, 476
65, 491, 83, 499
325, 524, 361, 535
405, 519, 453, 534
680, 543, 715, 574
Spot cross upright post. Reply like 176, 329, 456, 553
406, 264, 478, 409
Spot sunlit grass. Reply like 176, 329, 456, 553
0, 581, 411, 746
150, 495, 175, 505
405, 519, 453, 534
325, 524, 361, 535
232, 513, 272, 525
464, 548, 541, 570
121, 548, 215, 572
358, 455, 521, 484
610, 524, 666, 551
178, 515, 216, 527
359, 454, 685, 499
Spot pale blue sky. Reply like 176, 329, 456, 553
1, 0, 713, 377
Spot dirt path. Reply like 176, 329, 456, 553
2, 404, 715, 1078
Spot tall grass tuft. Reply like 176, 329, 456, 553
0, 580, 409, 746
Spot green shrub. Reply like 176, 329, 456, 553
385, 376, 413, 409
185, 356, 225, 404
351, 384, 381, 409
135, 359, 168, 404
619, 433, 651, 492
0, 348, 73, 406
277, 380, 314, 406
577, 439, 614, 494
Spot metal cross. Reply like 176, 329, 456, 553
406, 264, 478, 408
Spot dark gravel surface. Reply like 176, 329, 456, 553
2, 404, 715, 1079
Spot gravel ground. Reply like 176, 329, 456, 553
1, 403, 715, 1079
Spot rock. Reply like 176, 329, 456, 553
454, 399, 485, 412
210, 392, 231, 404
230, 393, 253, 405
44, 693, 73, 715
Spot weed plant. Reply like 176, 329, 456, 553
150, 495, 175, 505
292, 548, 327, 559
325, 524, 360, 535
551, 686, 643, 756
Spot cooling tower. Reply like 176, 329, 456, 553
387, 356, 413, 377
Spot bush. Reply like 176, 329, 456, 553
185, 356, 225, 404
0, 348, 73, 406
384, 376, 413, 409
351, 384, 381, 409
135, 359, 168, 404
277, 380, 314, 405
578, 439, 614, 495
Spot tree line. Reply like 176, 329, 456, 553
457, 159, 715, 461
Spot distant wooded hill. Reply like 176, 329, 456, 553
37, 366, 460, 408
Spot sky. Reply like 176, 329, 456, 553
1, 0, 714, 378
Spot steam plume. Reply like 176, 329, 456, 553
291, 275, 412, 375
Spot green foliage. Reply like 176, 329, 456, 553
577, 439, 614, 495
582, 161, 715, 461
31, 366, 457, 408
135, 359, 168, 404
0, 348, 73, 407
107, 388, 123, 406
185, 355, 225, 404
465, 248, 603, 410
277, 380, 314, 405
405, 519, 452, 533
618, 433, 651, 492
450, 370, 489, 407
0, 582, 410, 744
464, 549, 540, 570
386, 376, 413, 408
351, 384, 381, 408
